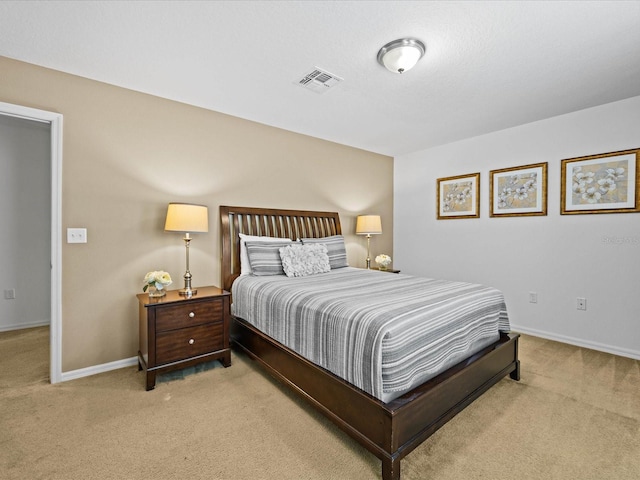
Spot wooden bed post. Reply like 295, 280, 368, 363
510, 360, 521, 381
382, 456, 400, 480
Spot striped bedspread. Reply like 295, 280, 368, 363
231, 268, 510, 402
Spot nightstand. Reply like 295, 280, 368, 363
371, 267, 401, 273
137, 286, 231, 391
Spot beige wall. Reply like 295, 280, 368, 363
0, 56, 393, 372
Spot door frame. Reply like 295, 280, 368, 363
0, 101, 63, 383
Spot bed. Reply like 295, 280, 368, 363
220, 205, 520, 480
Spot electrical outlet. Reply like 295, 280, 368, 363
576, 297, 587, 310
529, 292, 538, 303
4, 289, 16, 300
67, 228, 87, 244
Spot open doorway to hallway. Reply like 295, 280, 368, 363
0, 114, 51, 329
0, 114, 50, 380
0, 102, 62, 384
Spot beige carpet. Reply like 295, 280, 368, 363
1, 327, 638, 480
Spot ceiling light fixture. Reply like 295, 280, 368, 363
377, 38, 426, 74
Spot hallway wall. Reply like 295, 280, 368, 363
0, 114, 51, 331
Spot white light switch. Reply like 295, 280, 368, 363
67, 228, 88, 244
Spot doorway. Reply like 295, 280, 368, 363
0, 101, 62, 384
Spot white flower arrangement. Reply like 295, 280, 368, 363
143, 270, 172, 292
375, 254, 392, 268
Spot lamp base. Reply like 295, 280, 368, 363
366, 234, 372, 269
178, 287, 197, 297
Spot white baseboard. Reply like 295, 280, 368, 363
0, 321, 50, 332
60, 356, 139, 383
511, 323, 640, 360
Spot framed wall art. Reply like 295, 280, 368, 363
490, 162, 547, 217
437, 172, 480, 219
561, 148, 639, 215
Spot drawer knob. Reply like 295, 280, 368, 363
188, 312, 195, 318
188, 338, 195, 345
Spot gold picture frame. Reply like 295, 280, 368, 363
561, 148, 639, 215
437, 172, 480, 219
490, 162, 548, 217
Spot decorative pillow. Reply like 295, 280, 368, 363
279, 243, 331, 278
239, 234, 292, 275
301, 235, 348, 269
244, 241, 293, 276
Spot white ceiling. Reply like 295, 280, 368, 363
1, 1, 639, 157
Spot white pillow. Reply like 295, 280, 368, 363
239, 233, 292, 275
279, 243, 330, 278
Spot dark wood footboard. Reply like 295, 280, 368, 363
231, 316, 520, 480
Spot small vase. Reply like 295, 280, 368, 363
378, 264, 388, 271
148, 286, 166, 298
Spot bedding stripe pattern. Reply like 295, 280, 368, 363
231, 268, 510, 401
301, 235, 349, 269
244, 241, 293, 276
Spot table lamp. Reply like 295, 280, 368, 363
164, 203, 209, 296
355, 215, 382, 269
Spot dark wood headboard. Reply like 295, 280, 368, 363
220, 206, 342, 292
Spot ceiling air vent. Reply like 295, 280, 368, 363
296, 67, 343, 94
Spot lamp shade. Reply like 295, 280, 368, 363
164, 203, 209, 233
356, 215, 382, 235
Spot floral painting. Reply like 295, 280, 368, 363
561, 149, 639, 215
490, 163, 547, 217
437, 173, 480, 219
571, 161, 627, 204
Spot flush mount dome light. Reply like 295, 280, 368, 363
377, 38, 426, 74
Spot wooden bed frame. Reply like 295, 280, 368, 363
220, 205, 520, 480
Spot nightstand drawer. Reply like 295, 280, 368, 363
155, 323, 224, 365
155, 299, 223, 332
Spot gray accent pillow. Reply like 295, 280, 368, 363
239, 234, 292, 275
301, 235, 348, 269
245, 241, 294, 276
279, 243, 330, 278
